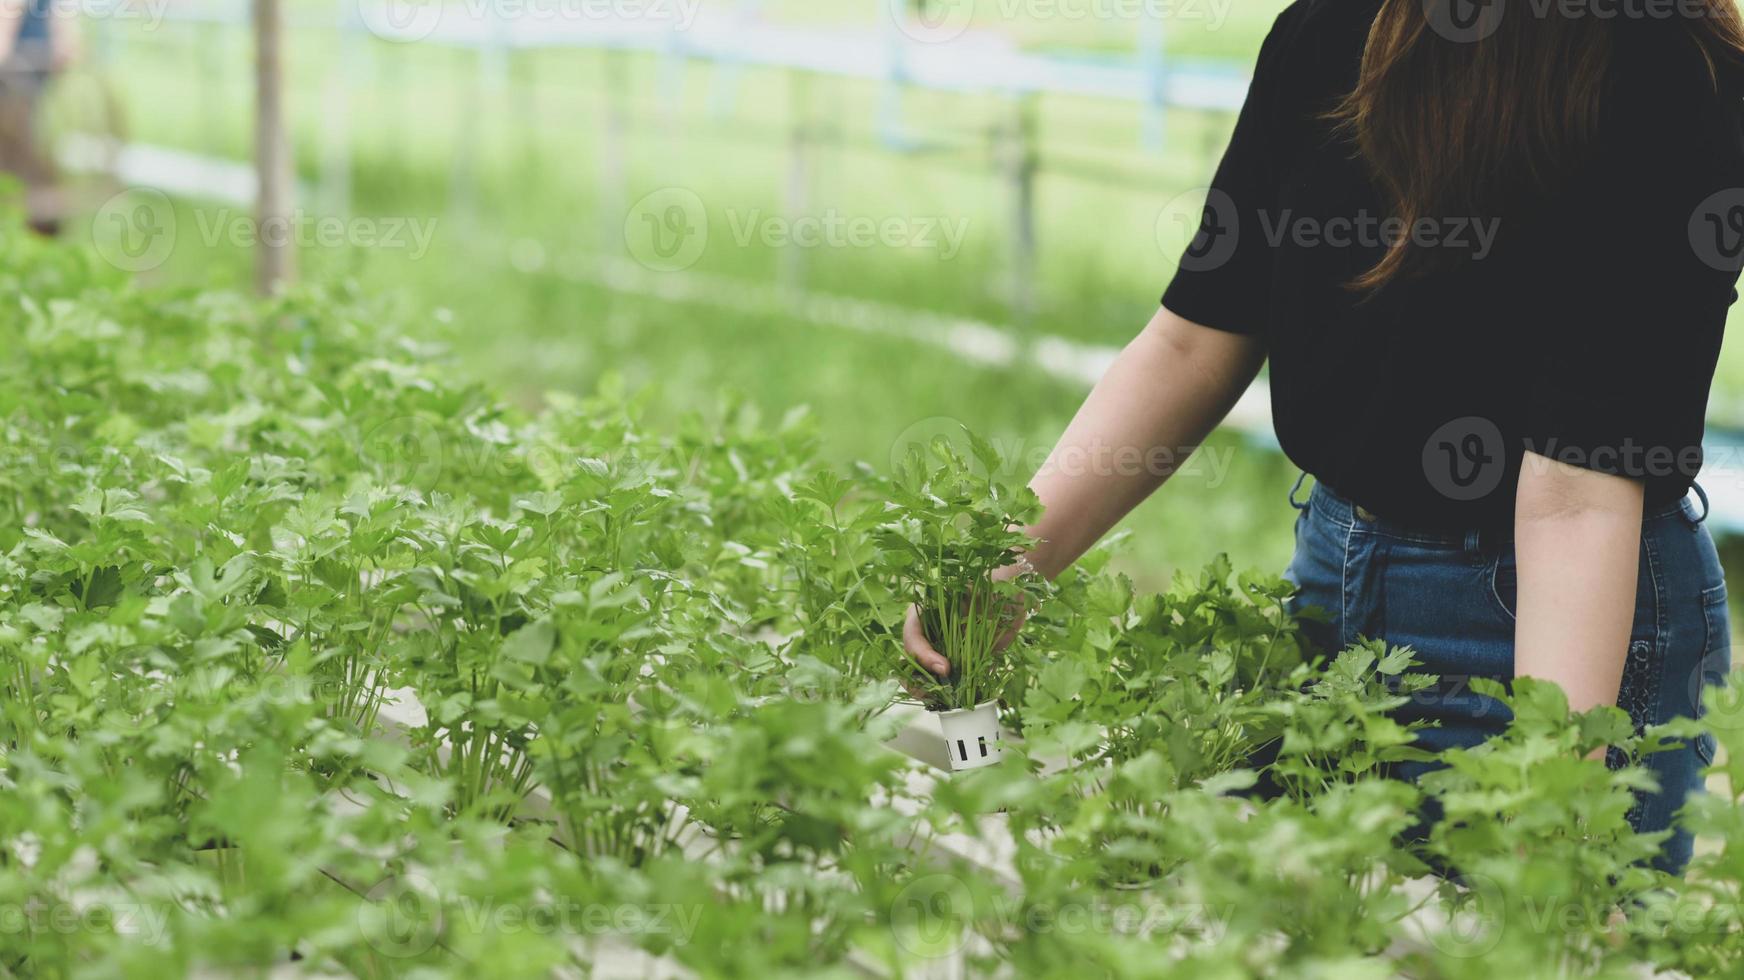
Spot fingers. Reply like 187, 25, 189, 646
993, 604, 1028, 653
903, 605, 952, 679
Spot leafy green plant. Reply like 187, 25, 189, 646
10, 219, 1744, 978
879, 432, 1049, 712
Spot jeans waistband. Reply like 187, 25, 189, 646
1297, 477, 1703, 550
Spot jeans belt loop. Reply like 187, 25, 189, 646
1289, 472, 1311, 511
1690, 482, 1712, 527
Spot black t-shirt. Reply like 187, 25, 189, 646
1163, 0, 1744, 530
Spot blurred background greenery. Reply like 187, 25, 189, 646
31, 0, 1744, 591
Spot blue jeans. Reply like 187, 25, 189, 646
1284, 478, 1730, 875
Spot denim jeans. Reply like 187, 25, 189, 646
1284, 478, 1731, 875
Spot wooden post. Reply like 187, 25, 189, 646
1002, 93, 1038, 322
780, 70, 812, 296
1139, 7, 1166, 153
320, 0, 356, 219
254, 0, 294, 295
200, 19, 224, 156
598, 50, 628, 255
878, 0, 907, 149
448, 46, 483, 229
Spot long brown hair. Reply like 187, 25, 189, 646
1333, 0, 1744, 291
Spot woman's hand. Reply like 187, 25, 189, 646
902, 560, 1034, 680
900, 306, 1263, 681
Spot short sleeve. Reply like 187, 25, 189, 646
1159, 10, 1299, 336
1518, 36, 1742, 485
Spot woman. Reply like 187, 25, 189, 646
905, 0, 1744, 874
0, 0, 75, 237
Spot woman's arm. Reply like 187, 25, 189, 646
903, 305, 1264, 677
0, 8, 20, 64
1512, 451, 1645, 714
1021, 306, 1265, 579
51, 9, 82, 71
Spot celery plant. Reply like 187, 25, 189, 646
880, 430, 1049, 711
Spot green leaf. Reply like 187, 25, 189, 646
503, 619, 558, 666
